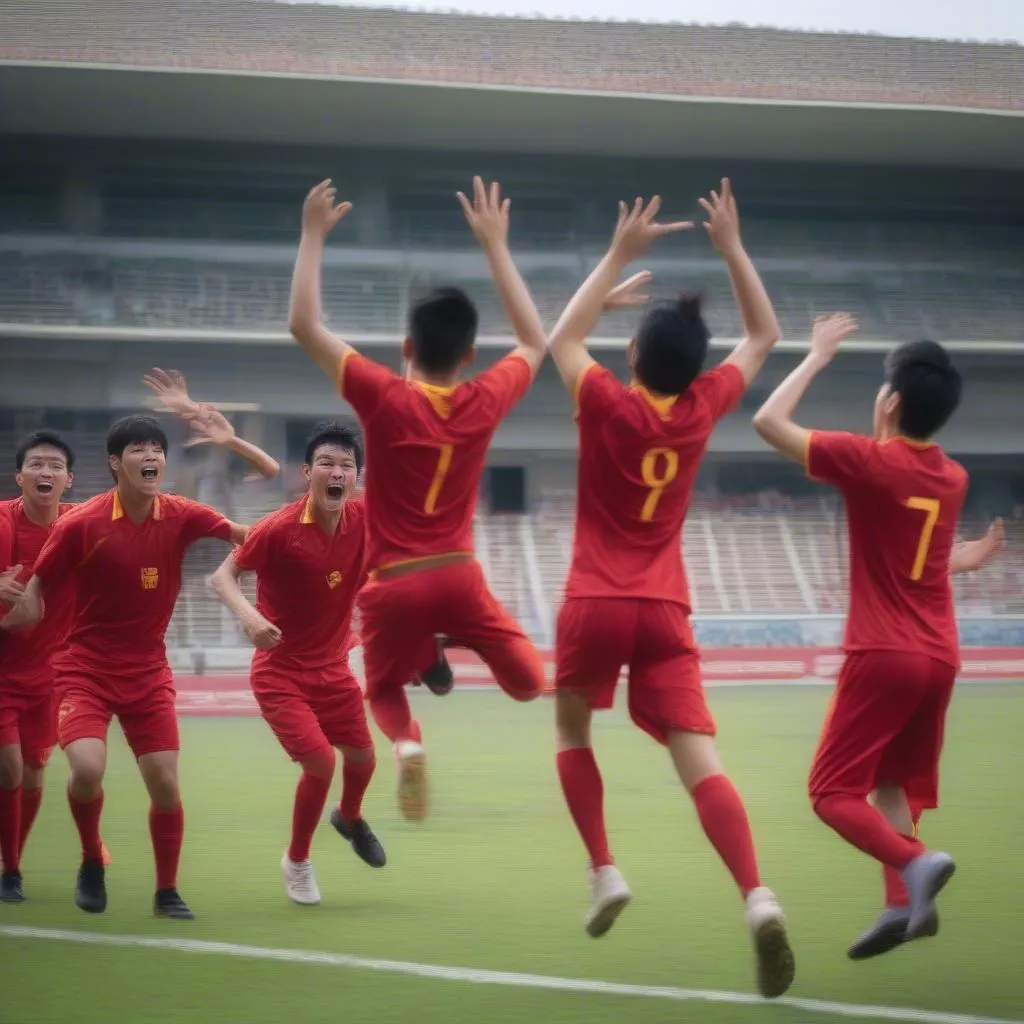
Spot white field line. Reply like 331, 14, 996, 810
0, 925, 1019, 1024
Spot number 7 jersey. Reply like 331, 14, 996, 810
566, 361, 746, 609
807, 432, 967, 668
339, 350, 534, 573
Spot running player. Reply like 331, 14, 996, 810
546, 183, 794, 999
210, 421, 386, 906
753, 313, 981, 959
288, 178, 548, 820
15, 414, 264, 919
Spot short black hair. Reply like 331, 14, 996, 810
408, 287, 479, 374
16, 430, 75, 471
633, 293, 710, 396
106, 415, 169, 459
884, 340, 962, 440
304, 420, 363, 474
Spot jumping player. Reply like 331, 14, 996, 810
288, 178, 548, 820
15, 414, 265, 919
546, 182, 795, 999
210, 421, 386, 906
753, 313, 991, 959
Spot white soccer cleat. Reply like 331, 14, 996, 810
281, 853, 321, 906
584, 864, 632, 938
744, 886, 795, 999
394, 739, 428, 822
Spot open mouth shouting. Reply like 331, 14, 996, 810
326, 483, 345, 501
35, 481, 54, 496
141, 466, 160, 482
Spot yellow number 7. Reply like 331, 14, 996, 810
425, 443, 454, 514
640, 447, 680, 521
905, 496, 940, 581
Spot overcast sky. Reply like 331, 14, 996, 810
301, 0, 1024, 43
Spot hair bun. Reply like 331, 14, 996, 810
676, 291, 704, 320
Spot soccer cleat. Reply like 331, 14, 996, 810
745, 887, 796, 999
281, 854, 321, 906
394, 740, 428, 821
847, 905, 939, 960
417, 637, 455, 696
0, 870, 25, 903
154, 887, 195, 920
584, 864, 632, 938
75, 860, 107, 914
901, 850, 955, 940
329, 809, 387, 868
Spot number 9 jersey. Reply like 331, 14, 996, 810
566, 360, 746, 609
806, 432, 968, 669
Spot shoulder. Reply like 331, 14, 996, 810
64, 491, 113, 524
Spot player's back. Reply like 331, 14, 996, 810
809, 433, 967, 666
341, 351, 532, 571
568, 362, 745, 607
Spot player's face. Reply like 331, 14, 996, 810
16, 444, 72, 508
305, 444, 358, 514
112, 441, 166, 496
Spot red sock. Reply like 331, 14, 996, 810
289, 771, 331, 863
0, 786, 22, 873
149, 804, 185, 891
814, 793, 922, 869
883, 807, 923, 907
691, 774, 762, 897
370, 688, 421, 744
340, 756, 376, 822
68, 789, 105, 863
19, 786, 43, 859
556, 747, 612, 869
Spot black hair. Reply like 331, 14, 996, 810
884, 340, 962, 439
106, 415, 169, 459
16, 430, 75, 471
633, 292, 710, 396
304, 420, 363, 474
408, 287, 479, 374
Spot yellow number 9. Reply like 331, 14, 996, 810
640, 447, 679, 521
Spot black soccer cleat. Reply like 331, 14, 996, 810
848, 906, 939, 961
417, 637, 455, 697
330, 808, 387, 868
154, 887, 195, 920
0, 870, 25, 903
75, 860, 107, 914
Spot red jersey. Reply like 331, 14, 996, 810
566, 361, 745, 607
339, 350, 532, 572
232, 496, 367, 677
0, 498, 76, 691
32, 490, 232, 696
807, 432, 968, 668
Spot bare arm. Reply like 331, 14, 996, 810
209, 555, 281, 649
287, 179, 355, 382
950, 519, 1004, 574
1, 576, 45, 631
227, 522, 249, 547
458, 178, 547, 375
753, 315, 858, 465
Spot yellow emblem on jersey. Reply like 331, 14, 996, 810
141, 567, 159, 590
326, 570, 343, 590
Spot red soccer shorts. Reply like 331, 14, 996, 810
0, 686, 57, 766
358, 559, 546, 702
252, 666, 372, 760
809, 650, 956, 809
555, 597, 714, 744
57, 673, 180, 759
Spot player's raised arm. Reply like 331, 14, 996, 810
288, 179, 355, 382
457, 177, 547, 376
547, 197, 692, 394
209, 553, 282, 649
753, 314, 859, 464
144, 369, 281, 480
704, 179, 781, 386
950, 518, 1004, 574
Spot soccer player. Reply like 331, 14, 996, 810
753, 313, 987, 959
546, 182, 795, 999
15, 414, 264, 919
210, 421, 387, 906
288, 177, 548, 821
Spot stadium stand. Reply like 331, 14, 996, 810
1, 1, 1021, 110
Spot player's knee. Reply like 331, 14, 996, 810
21, 762, 46, 791
555, 690, 592, 748
300, 745, 337, 780
0, 745, 24, 788
342, 746, 375, 767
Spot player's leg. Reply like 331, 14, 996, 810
553, 598, 633, 937
15, 690, 58, 877
0, 727, 26, 900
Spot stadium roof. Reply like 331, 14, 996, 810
1, 1, 1022, 167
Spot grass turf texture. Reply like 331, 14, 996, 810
2, 684, 1023, 1024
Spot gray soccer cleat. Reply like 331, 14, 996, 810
847, 905, 939, 960
901, 851, 955, 940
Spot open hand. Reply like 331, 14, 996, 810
182, 405, 236, 448
143, 368, 198, 418
604, 271, 653, 311
610, 197, 693, 263
302, 179, 352, 239
699, 178, 742, 255
809, 313, 859, 365
457, 177, 510, 249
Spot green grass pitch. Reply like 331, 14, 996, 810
2, 684, 1023, 1024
